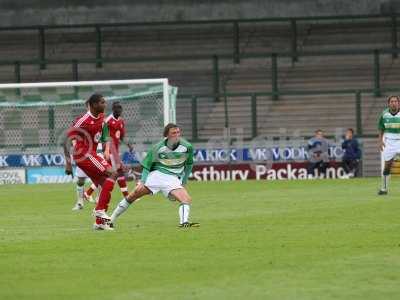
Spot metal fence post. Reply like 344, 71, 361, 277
233, 21, 240, 64
48, 106, 55, 145
213, 55, 220, 102
291, 19, 298, 63
391, 14, 398, 59
191, 96, 198, 141
72, 60, 79, 81
223, 88, 229, 129
14, 61, 21, 83
271, 53, 279, 100
251, 94, 258, 138
355, 91, 362, 136
374, 50, 381, 97
38, 27, 46, 69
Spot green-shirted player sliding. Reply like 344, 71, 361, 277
378, 95, 400, 195
110, 123, 199, 228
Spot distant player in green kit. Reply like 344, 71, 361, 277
110, 123, 199, 228
378, 95, 400, 195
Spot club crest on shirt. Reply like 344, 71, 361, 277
94, 132, 101, 142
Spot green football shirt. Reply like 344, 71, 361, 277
140, 138, 194, 184
378, 108, 400, 139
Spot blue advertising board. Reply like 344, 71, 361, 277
0, 146, 344, 168
27, 167, 74, 184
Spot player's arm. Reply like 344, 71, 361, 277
63, 127, 76, 175
182, 145, 194, 185
378, 114, 385, 151
120, 121, 134, 152
104, 141, 111, 161
139, 146, 154, 184
124, 140, 134, 153
121, 136, 134, 153
63, 140, 73, 175
378, 130, 385, 151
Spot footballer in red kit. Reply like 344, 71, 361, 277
84, 101, 133, 200
104, 101, 133, 198
64, 94, 116, 230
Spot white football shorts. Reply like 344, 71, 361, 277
144, 170, 183, 198
382, 137, 400, 161
75, 166, 88, 178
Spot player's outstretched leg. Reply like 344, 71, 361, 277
379, 160, 392, 195
84, 183, 97, 203
110, 182, 151, 226
117, 172, 129, 198
72, 177, 86, 211
170, 188, 199, 228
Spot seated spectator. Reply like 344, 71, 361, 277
307, 129, 329, 179
341, 128, 361, 178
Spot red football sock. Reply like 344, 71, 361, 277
117, 176, 129, 197
95, 178, 115, 211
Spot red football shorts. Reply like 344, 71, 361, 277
75, 153, 111, 186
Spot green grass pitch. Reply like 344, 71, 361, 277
1, 178, 400, 300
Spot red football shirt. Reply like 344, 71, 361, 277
105, 114, 125, 153
68, 111, 105, 160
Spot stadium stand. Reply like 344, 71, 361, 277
0, 16, 399, 175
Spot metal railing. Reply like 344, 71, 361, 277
179, 88, 400, 142
2, 47, 399, 100
0, 13, 398, 69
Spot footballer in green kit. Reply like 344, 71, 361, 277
110, 123, 199, 228
378, 95, 400, 195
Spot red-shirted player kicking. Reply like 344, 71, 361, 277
64, 94, 117, 230
83, 101, 133, 200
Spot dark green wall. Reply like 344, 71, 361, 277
0, 0, 396, 26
